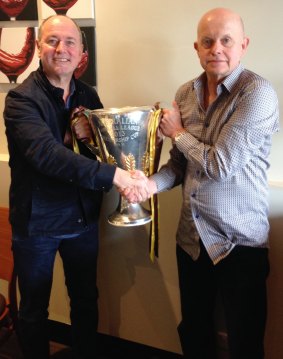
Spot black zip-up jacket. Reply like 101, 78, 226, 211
4, 67, 116, 236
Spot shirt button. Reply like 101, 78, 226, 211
195, 213, 200, 219
77, 218, 82, 223
191, 193, 196, 198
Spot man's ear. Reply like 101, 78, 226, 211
36, 40, 41, 58
194, 41, 198, 51
78, 43, 83, 60
242, 36, 250, 51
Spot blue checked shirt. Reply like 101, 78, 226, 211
152, 64, 279, 264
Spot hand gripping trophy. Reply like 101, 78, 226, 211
71, 105, 163, 258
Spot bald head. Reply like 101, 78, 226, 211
197, 8, 245, 40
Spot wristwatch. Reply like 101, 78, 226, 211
173, 131, 186, 145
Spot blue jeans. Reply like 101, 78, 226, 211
12, 226, 99, 359
176, 242, 269, 359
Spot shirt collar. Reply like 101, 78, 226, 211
193, 63, 245, 92
221, 63, 244, 92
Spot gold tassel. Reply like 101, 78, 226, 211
147, 109, 162, 262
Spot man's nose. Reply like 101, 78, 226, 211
210, 40, 222, 54
56, 40, 67, 51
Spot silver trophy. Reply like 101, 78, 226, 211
76, 106, 162, 227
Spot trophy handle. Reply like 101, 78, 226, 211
82, 142, 101, 157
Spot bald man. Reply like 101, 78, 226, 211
126, 7, 279, 359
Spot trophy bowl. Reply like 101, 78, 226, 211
81, 106, 162, 227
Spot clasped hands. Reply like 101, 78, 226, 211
113, 168, 157, 204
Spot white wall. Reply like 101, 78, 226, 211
1, 0, 283, 357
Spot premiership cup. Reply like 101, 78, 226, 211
76, 106, 162, 227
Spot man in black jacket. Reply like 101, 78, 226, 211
4, 15, 147, 359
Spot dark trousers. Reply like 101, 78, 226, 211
12, 226, 99, 359
176, 242, 269, 359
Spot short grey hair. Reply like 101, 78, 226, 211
37, 15, 82, 43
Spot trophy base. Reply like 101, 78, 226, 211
108, 203, 152, 227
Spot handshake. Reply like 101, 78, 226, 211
113, 168, 157, 204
